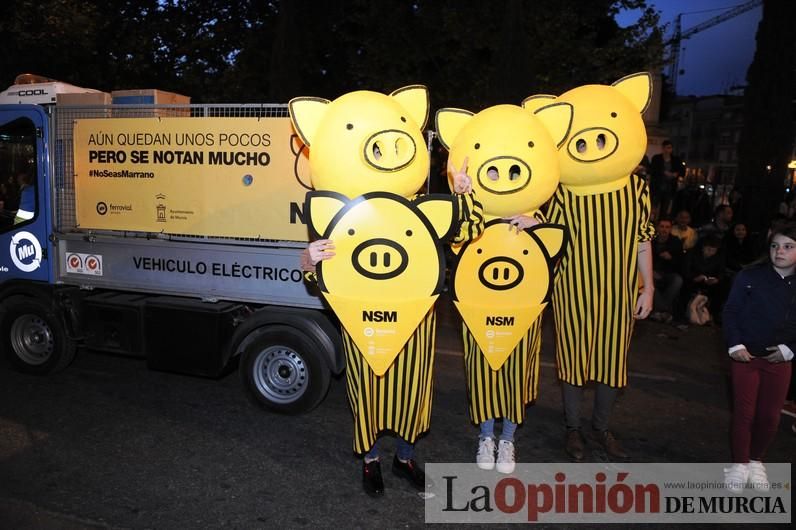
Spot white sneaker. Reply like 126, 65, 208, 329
496, 440, 515, 474
747, 461, 770, 492
476, 437, 496, 470
723, 463, 749, 494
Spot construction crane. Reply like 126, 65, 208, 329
666, 0, 763, 93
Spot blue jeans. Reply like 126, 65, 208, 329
480, 418, 518, 442
365, 436, 414, 461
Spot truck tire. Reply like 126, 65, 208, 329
0, 296, 77, 374
239, 324, 331, 414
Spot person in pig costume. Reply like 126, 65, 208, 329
523, 73, 655, 461
291, 86, 483, 497
436, 102, 572, 473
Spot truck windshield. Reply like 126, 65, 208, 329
0, 117, 37, 231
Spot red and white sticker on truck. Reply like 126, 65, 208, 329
66, 252, 104, 276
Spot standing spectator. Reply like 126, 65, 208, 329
698, 204, 734, 242
729, 189, 746, 223
651, 218, 684, 322
650, 140, 685, 218
635, 154, 651, 185
684, 236, 729, 321
672, 209, 699, 252
725, 223, 759, 272
722, 222, 795, 493
672, 175, 712, 226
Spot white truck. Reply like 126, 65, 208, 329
0, 74, 342, 413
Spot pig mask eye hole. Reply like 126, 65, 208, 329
528, 141, 535, 148
476, 248, 483, 254
347, 228, 355, 235
610, 112, 617, 118
346, 123, 353, 130
405, 229, 413, 237
474, 143, 480, 150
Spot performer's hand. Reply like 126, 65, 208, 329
504, 214, 539, 233
730, 348, 753, 362
449, 156, 472, 194
764, 346, 785, 363
308, 239, 335, 265
634, 289, 653, 320
299, 248, 315, 272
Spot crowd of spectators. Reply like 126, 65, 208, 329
641, 139, 794, 327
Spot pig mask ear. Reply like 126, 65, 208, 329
435, 108, 474, 150
289, 97, 331, 147
390, 85, 430, 129
533, 102, 573, 149
414, 196, 457, 241
306, 191, 348, 239
611, 72, 652, 114
530, 225, 567, 261
521, 94, 557, 113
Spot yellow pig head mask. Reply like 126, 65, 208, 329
435, 103, 572, 217
289, 86, 430, 199
523, 72, 652, 194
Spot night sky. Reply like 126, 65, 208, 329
617, 0, 762, 96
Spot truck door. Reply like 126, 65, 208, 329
0, 106, 52, 284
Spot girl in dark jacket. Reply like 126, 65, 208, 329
722, 222, 796, 493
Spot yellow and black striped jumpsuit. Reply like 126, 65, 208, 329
327, 192, 483, 454
462, 210, 547, 425
547, 175, 654, 388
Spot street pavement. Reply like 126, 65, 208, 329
0, 293, 793, 529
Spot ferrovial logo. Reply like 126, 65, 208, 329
96, 201, 108, 215
10, 231, 42, 272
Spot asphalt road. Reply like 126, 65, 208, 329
0, 294, 793, 529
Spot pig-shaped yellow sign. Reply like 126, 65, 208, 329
435, 103, 570, 369
289, 86, 430, 199
522, 72, 651, 194
435, 103, 572, 217
450, 220, 565, 369
291, 85, 460, 375
307, 191, 455, 375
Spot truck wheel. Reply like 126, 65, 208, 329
239, 325, 330, 414
0, 296, 76, 374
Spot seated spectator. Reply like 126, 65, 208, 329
725, 222, 759, 272
651, 218, 684, 322
698, 204, 733, 242
684, 236, 730, 321
672, 209, 698, 252
777, 191, 795, 220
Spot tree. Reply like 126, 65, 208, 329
737, 0, 795, 231
0, 0, 662, 107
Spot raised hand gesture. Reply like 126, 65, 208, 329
448, 156, 473, 194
